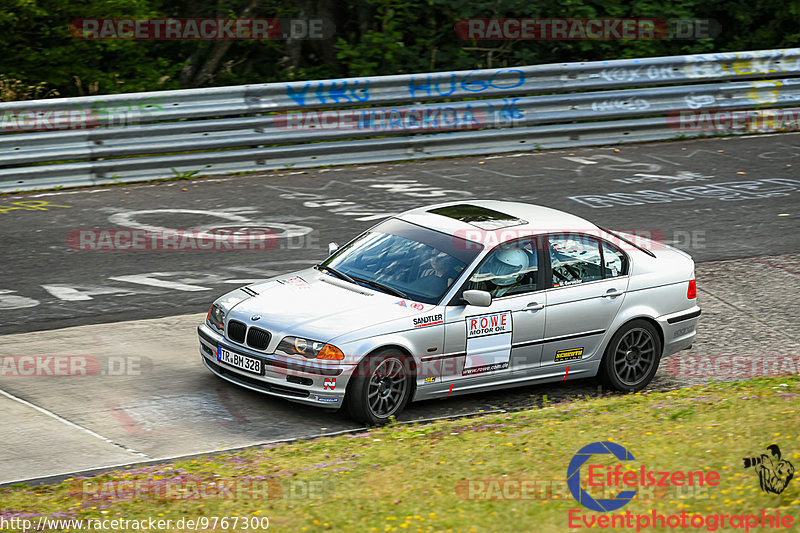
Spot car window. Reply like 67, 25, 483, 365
548, 234, 603, 286
466, 240, 539, 298
602, 240, 629, 278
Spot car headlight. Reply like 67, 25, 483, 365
207, 304, 225, 331
277, 336, 344, 360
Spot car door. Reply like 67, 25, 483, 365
539, 234, 630, 368
439, 237, 547, 385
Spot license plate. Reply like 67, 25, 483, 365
217, 346, 262, 375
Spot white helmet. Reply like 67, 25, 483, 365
488, 248, 529, 286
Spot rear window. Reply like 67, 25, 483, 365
602, 240, 629, 278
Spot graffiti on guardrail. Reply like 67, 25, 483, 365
3, 48, 800, 192
407, 69, 525, 99
285, 79, 370, 106
684, 94, 716, 109
686, 53, 800, 79
285, 68, 527, 106
486, 98, 525, 123
590, 98, 651, 112
598, 65, 684, 83
593, 53, 800, 86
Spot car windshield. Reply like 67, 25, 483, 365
320, 218, 483, 304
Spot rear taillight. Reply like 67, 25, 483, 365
687, 279, 697, 299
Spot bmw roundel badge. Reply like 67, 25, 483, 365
251, 315, 261, 321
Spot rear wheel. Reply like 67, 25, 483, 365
598, 319, 662, 392
346, 349, 413, 425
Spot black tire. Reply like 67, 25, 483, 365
346, 349, 413, 425
598, 319, 662, 392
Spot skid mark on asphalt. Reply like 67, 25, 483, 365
106, 390, 252, 435
698, 286, 799, 344
0, 387, 149, 458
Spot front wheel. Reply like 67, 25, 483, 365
598, 319, 662, 392
346, 349, 413, 425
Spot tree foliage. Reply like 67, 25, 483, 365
0, 0, 797, 100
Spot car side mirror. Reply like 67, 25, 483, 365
327, 242, 339, 256
462, 290, 492, 307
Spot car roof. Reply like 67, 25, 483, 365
395, 200, 598, 243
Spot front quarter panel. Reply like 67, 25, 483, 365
216, 287, 253, 311
334, 308, 447, 389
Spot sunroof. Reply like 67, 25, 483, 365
428, 204, 527, 230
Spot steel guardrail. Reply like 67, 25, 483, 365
2, 48, 799, 192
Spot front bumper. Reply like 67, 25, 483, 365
657, 306, 701, 357
198, 323, 355, 408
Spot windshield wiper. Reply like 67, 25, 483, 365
351, 276, 408, 298
316, 264, 357, 284
317, 265, 407, 298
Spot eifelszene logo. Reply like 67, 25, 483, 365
567, 441, 637, 512
567, 441, 720, 512
743, 444, 795, 495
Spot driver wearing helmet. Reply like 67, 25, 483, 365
471, 247, 531, 297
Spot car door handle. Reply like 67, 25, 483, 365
524, 302, 545, 311
602, 289, 624, 298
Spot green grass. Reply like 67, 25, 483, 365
1, 377, 799, 532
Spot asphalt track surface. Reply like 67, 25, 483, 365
0, 133, 798, 484
1, 133, 799, 335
